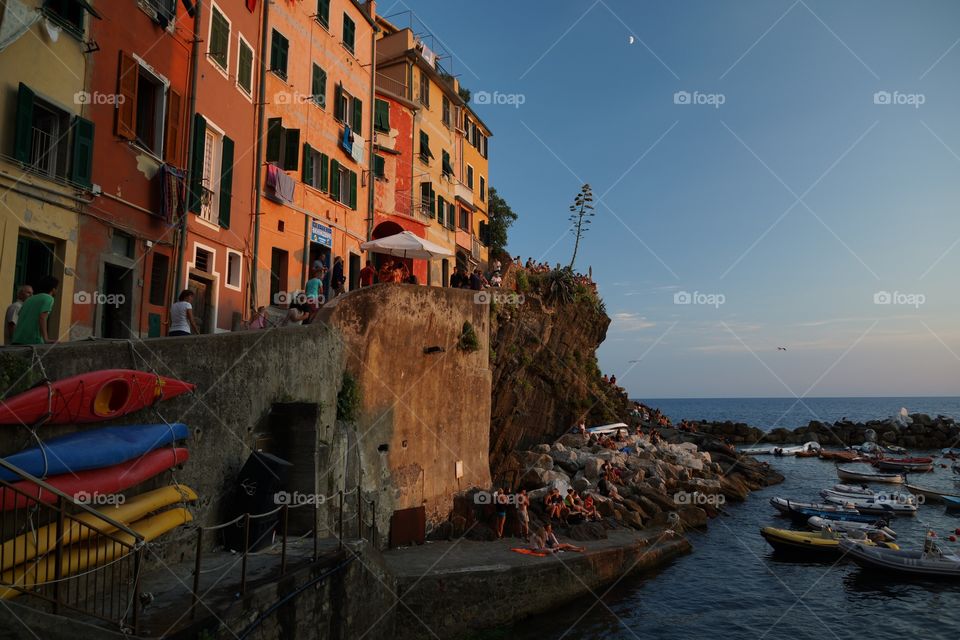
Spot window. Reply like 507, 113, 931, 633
311, 64, 326, 107
463, 115, 471, 143
316, 0, 330, 28
459, 207, 469, 231
12, 83, 95, 187
265, 117, 300, 171
270, 29, 289, 79
142, 0, 176, 26
479, 176, 486, 202
44, 0, 86, 35
112, 231, 135, 258
466, 165, 473, 190
237, 37, 253, 96
148, 253, 170, 306
446, 202, 456, 229
208, 4, 230, 72
480, 134, 488, 159
418, 70, 430, 107
441, 150, 453, 177
374, 99, 390, 133
373, 154, 385, 179
134, 67, 165, 156
419, 131, 432, 163
442, 96, 451, 127
419, 182, 435, 218
195, 247, 212, 273
342, 14, 356, 54
328, 158, 357, 208
115, 52, 183, 165
188, 115, 234, 228
226, 251, 242, 289
333, 85, 362, 135
301, 143, 329, 191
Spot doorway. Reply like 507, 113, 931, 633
187, 275, 211, 333
101, 263, 133, 338
14, 236, 55, 299
441, 259, 449, 287
348, 253, 361, 291
308, 243, 331, 300
269, 248, 288, 306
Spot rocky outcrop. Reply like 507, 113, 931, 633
488, 284, 628, 479
696, 414, 960, 449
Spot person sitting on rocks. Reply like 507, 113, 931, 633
530, 527, 550, 553
582, 494, 601, 521
545, 488, 566, 521
564, 489, 584, 520
543, 523, 585, 553
597, 469, 623, 502
615, 428, 626, 442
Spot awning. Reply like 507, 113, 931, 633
360, 231, 453, 260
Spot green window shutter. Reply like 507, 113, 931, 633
302, 142, 314, 186
238, 42, 253, 93
283, 128, 300, 171
334, 84, 344, 121
374, 99, 390, 132
312, 64, 326, 105
442, 150, 452, 175
437, 196, 444, 225
349, 170, 357, 209
210, 8, 229, 69
13, 83, 35, 163
343, 15, 355, 51
69, 116, 95, 188
271, 30, 288, 77
318, 0, 330, 27
373, 154, 384, 178
330, 158, 340, 200
352, 98, 362, 134
320, 152, 329, 191
266, 117, 282, 163
187, 113, 207, 213
219, 135, 234, 229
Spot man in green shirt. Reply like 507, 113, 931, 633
12, 276, 58, 345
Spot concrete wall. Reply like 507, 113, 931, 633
322, 283, 491, 531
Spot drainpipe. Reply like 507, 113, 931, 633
251, 0, 271, 309
366, 4, 378, 241
174, 1, 203, 308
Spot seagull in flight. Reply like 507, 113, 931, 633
777, 347, 787, 351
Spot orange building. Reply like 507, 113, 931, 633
254, 0, 376, 307
182, 0, 261, 331
73, 0, 194, 339
375, 16, 493, 286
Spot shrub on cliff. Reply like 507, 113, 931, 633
543, 268, 576, 305
458, 322, 480, 352
337, 372, 361, 422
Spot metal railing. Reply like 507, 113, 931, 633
0, 457, 145, 633
189, 488, 376, 619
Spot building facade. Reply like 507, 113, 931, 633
72, 0, 194, 339
184, 0, 261, 331
255, 0, 376, 308
0, 0, 99, 343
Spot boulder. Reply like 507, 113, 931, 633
519, 468, 570, 491
583, 457, 605, 480
557, 433, 589, 448
532, 444, 551, 454
551, 442, 566, 453
676, 505, 708, 529
550, 449, 580, 475
595, 498, 617, 518
520, 451, 553, 471
614, 504, 644, 529
565, 521, 609, 541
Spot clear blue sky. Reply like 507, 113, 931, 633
391, 0, 960, 399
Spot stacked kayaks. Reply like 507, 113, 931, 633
0, 369, 196, 596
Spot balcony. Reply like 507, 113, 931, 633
454, 180, 472, 203
472, 235, 482, 261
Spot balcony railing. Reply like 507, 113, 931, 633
454, 180, 472, 203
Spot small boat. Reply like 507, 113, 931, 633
741, 441, 820, 456
761, 527, 898, 559
821, 491, 917, 516
829, 484, 876, 499
837, 466, 905, 484
875, 457, 934, 473
0, 369, 194, 426
905, 483, 960, 504
794, 508, 882, 524
770, 497, 859, 517
884, 445, 908, 454
944, 496, 960, 511
0, 423, 190, 482
795, 449, 820, 458
942, 447, 960, 456
819, 450, 860, 462
839, 537, 960, 578
807, 516, 896, 540
587, 422, 629, 436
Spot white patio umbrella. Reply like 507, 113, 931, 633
360, 231, 454, 259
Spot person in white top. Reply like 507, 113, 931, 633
168, 290, 200, 336
4, 284, 32, 344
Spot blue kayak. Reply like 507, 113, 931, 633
0, 423, 189, 482
792, 507, 881, 524
944, 496, 960, 510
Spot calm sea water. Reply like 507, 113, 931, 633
502, 397, 960, 640
641, 396, 960, 430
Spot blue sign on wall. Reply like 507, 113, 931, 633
310, 220, 333, 247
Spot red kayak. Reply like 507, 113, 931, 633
0, 370, 194, 426
0, 447, 189, 510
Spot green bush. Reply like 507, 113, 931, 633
458, 321, 480, 352
515, 270, 529, 292
336, 372, 362, 422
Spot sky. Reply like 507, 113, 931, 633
388, 0, 960, 399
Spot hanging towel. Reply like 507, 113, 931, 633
265, 163, 295, 203
351, 133, 365, 165
0, 0, 41, 53
340, 125, 353, 154
159, 164, 186, 223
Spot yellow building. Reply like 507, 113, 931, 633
0, 0, 98, 342
375, 17, 492, 285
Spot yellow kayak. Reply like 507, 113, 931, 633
760, 527, 899, 560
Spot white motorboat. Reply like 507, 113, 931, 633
836, 466, 905, 484
807, 516, 896, 541
821, 490, 917, 516
840, 537, 960, 578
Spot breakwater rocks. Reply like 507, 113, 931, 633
696, 414, 960, 449
433, 429, 783, 543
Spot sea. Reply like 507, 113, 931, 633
504, 397, 960, 640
